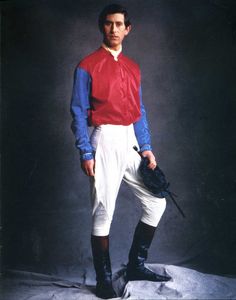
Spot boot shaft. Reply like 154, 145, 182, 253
128, 221, 156, 266
91, 235, 112, 283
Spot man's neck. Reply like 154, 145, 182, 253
102, 43, 122, 61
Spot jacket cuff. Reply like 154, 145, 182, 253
81, 152, 94, 161
140, 144, 152, 152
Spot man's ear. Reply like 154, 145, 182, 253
125, 25, 132, 36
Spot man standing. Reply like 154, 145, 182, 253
71, 4, 171, 299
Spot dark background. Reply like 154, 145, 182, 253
1, 0, 236, 282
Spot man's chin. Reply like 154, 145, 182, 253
104, 40, 121, 49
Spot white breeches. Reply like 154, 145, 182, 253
90, 124, 166, 236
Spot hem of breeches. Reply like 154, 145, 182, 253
140, 197, 167, 227
91, 224, 111, 236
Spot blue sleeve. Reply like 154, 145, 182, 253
70, 67, 94, 160
133, 86, 152, 152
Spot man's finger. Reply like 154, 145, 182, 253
81, 159, 95, 176
85, 169, 93, 176
148, 160, 157, 170
87, 165, 95, 176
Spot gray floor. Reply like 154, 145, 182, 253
1, 264, 236, 300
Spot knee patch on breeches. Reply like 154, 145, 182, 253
140, 197, 166, 228
92, 203, 112, 236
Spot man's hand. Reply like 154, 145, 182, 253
141, 150, 157, 170
81, 159, 95, 176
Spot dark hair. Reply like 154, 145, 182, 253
98, 3, 131, 32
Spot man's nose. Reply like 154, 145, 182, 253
110, 23, 117, 33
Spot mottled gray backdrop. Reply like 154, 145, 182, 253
1, 0, 236, 280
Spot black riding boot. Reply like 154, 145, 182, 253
91, 235, 117, 299
126, 221, 171, 282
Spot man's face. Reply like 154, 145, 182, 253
103, 13, 131, 50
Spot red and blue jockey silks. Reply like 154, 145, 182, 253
70, 47, 152, 160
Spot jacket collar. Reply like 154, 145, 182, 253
101, 43, 122, 61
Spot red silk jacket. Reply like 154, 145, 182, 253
79, 47, 141, 126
